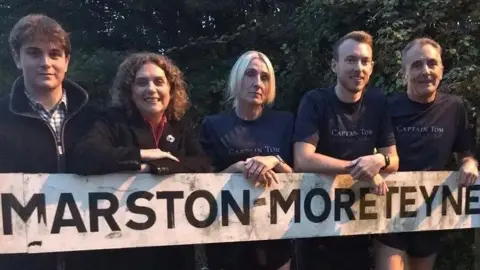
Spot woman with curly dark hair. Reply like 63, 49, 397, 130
70, 52, 210, 269
71, 52, 211, 176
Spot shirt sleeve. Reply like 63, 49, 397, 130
453, 99, 474, 156
198, 117, 223, 171
376, 96, 396, 148
293, 91, 322, 146
280, 113, 295, 167
179, 119, 213, 172
69, 116, 142, 175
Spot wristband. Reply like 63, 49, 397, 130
275, 155, 286, 165
380, 153, 390, 170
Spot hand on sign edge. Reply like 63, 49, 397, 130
140, 149, 180, 162
459, 159, 479, 186
348, 154, 384, 180
253, 170, 279, 188
244, 156, 279, 182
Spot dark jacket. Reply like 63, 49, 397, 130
0, 76, 98, 173
70, 106, 212, 175
0, 76, 98, 270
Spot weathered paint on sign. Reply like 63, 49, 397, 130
0, 171, 478, 254
0, 174, 26, 254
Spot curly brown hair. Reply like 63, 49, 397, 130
110, 52, 190, 121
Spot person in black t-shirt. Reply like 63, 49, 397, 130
293, 31, 399, 270
374, 38, 479, 270
199, 51, 294, 270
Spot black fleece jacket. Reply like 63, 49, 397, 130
0, 76, 98, 173
70, 106, 212, 175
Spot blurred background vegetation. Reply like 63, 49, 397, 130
0, 0, 478, 268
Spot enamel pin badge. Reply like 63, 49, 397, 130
166, 135, 175, 143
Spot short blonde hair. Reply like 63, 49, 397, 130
110, 52, 190, 121
226, 51, 276, 108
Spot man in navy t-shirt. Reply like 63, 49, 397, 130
375, 38, 479, 270
293, 31, 399, 270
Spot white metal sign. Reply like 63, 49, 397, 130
0, 171, 477, 254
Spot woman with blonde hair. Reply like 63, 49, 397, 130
71, 52, 211, 270
199, 51, 294, 270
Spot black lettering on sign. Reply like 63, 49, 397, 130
466, 185, 480, 215
385, 187, 399, 219
304, 188, 331, 223
157, 191, 184, 229
27, 241, 42, 247
359, 188, 377, 220
126, 191, 156, 230
270, 189, 300, 224
420, 185, 439, 217
185, 190, 217, 228
334, 189, 355, 221
2, 193, 46, 235
51, 193, 87, 234
89, 192, 120, 232
221, 190, 250, 226
442, 185, 462, 216
253, 198, 266, 206
400, 186, 417, 218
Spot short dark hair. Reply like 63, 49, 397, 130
401, 38, 442, 70
333, 31, 373, 61
9, 14, 71, 57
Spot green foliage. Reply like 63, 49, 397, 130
67, 49, 127, 108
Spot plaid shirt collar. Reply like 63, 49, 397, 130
24, 89, 68, 155
24, 89, 68, 116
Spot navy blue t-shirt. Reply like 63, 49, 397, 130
293, 87, 396, 160
388, 92, 473, 171
199, 109, 294, 172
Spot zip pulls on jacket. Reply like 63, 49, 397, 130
11, 104, 87, 173
7, 78, 90, 173
9, 113, 64, 172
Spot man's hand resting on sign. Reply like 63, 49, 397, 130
369, 174, 389, 196
347, 154, 385, 181
458, 158, 479, 186
346, 157, 389, 196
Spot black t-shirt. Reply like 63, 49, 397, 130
199, 109, 294, 172
388, 92, 473, 171
293, 87, 396, 160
